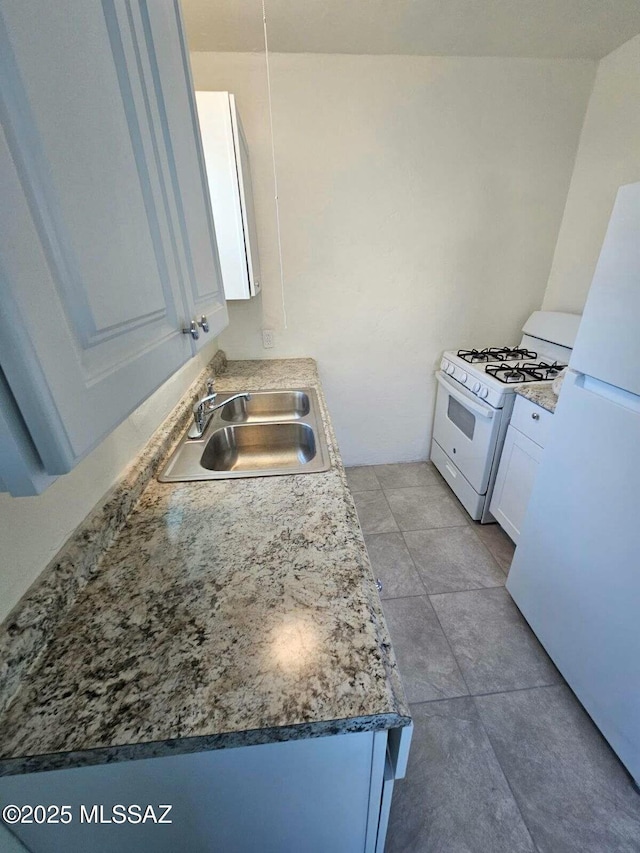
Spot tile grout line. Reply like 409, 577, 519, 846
379, 487, 400, 533
362, 531, 429, 598
427, 584, 508, 599
393, 531, 429, 597
383, 581, 507, 603
406, 682, 564, 709
381, 487, 452, 499
424, 593, 473, 701
401, 665, 540, 849
466, 516, 516, 573
382, 592, 470, 704
396, 525, 507, 593
351, 489, 399, 535
464, 524, 509, 575
387, 522, 469, 533
469, 681, 564, 700
471, 693, 542, 851
398, 526, 506, 592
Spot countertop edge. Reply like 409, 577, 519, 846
0, 712, 412, 777
513, 382, 558, 413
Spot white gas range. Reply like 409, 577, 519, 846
431, 311, 581, 523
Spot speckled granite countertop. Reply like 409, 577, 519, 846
0, 356, 410, 776
514, 383, 558, 413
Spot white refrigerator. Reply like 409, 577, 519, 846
507, 181, 640, 786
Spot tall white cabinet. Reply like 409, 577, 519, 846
0, 0, 228, 495
195, 92, 261, 300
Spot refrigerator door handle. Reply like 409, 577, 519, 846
575, 371, 640, 413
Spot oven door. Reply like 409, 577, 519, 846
432, 371, 502, 494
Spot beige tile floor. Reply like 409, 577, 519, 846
348, 462, 640, 853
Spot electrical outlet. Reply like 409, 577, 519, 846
262, 329, 275, 349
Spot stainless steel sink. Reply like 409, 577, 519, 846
201, 422, 317, 472
219, 390, 310, 423
158, 388, 330, 481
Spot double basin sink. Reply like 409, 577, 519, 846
159, 388, 330, 481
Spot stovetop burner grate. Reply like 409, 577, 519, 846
457, 347, 538, 363
485, 361, 567, 384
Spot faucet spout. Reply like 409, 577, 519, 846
189, 392, 251, 439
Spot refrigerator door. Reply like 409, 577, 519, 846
569, 181, 640, 396
507, 370, 640, 784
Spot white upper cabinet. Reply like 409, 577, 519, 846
195, 92, 262, 300
0, 0, 228, 493
145, 4, 229, 335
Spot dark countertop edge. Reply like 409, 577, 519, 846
0, 712, 412, 777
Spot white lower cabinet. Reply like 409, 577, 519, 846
490, 396, 550, 544
0, 728, 411, 853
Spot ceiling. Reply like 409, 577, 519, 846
182, 0, 640, 60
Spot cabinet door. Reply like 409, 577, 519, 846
195, 91, 250, 300
490, 425, 543, 544
0, 0, 227, 477
231, 96, 262, 297
1, 732, 377, 853
142, 2, 228, 337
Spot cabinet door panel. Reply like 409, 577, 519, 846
2, 732, 375, 853
143, 1, 227, 343
490, 425, 543, 544
195, 91, 249, 300
0, 0, 225, 475
233, 99, 262, 296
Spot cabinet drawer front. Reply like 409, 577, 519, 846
511, 395, 553, 447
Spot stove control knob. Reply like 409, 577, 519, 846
472, 382, 481, 394
442, 359, 449, 372
478, 386, 489, 399
459, 372, 468, 382
446, 363, 456, 376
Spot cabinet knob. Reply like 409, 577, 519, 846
375, 578, 383, 593
198, 315, 209, 333
531, 412, 540, 420
182, 320, 200, 340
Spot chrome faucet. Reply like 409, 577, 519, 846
189, 378, 250, 438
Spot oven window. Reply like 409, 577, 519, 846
447, 395, 475, 440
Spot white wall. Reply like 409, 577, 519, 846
543, 34, 640, 314
0, 340, 218, 623
191, 52, 595, 465
189, 53, 283, 334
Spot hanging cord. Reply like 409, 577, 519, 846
261, 0, 287, 329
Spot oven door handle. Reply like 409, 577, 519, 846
435, 371, 495, 420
